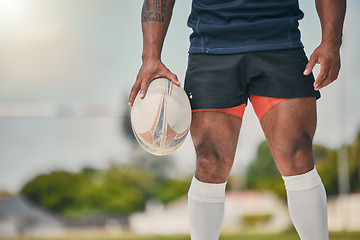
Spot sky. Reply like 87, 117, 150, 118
0, 0, 359, 193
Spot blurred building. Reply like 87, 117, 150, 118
2, 192, 360, 237
328, 193, 360, 232
129, 190, 292, 235
0, 196, 65, 238
129, 191, 360, 235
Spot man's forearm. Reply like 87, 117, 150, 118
315, 0, 346, 48
141, 0, 175, 61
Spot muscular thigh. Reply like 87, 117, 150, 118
260, 97, 317, 176
190, 111, 242, 183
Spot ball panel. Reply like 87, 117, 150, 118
133, 130, 159, 155
165, 123, 177, 146
168, 130, 189, 148
165, 83, 191, 133
131, 78, 191, 156
138, 131, 157, 147
131, 96, 159, 132
151, 93, 166, 147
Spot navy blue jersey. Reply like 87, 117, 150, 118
187, 0, 304, 54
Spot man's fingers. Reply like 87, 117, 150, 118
303, 56, 317, 75
314, 65, 330, 90
168, 73, 181, 86
128, 82, 141, 107
128, 94, 136, 107
329, 61, 341, 81
315, 65, 340, 90
130, 74, 179, 107
128, 61, 179, 107
128, 79, 151, 107
139, 72, 179, 98
140, 80, 151, 99
314, 78, 329, 91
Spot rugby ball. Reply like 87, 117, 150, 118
131, 78, 192, 156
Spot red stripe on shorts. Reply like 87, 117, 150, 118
250, 95, 286, 120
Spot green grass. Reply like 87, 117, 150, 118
221, 232, 360, 240
2, 232, 360, 240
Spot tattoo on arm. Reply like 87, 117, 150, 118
142, 0, 166, 22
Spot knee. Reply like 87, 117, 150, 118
194, 137, 232, 183
283, 139, 312, 160
275, 131, 315, 175
287, 133, 313, 159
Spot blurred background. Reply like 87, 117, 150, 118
0, 0, 359, 238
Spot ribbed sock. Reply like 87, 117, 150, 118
282, 167, 329, 240
188, 176, 227, 240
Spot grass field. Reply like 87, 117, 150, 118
3, 232, 360, 240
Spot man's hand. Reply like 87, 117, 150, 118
128, 59, 180, 107
303, 43, 341, 91
304, 0, 346, 91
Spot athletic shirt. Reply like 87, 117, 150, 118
187, 0, 304, 54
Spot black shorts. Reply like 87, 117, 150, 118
184, 48, 320, 112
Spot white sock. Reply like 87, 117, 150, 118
187, 176, 226, 240
282, 167, 329, 240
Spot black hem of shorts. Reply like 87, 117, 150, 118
248, 90, 321, 100
189, 98, 248, 110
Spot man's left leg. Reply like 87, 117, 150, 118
259, 97, 328, 240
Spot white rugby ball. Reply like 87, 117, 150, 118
131, 78, 192, 156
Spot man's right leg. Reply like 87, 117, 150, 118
259, 97, 328, 240
188, 111, 242, 240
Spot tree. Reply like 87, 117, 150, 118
93, 165, 157, 215
246, 139, 343, 198
20, 171, 87, 213
246, 140, 285, 199
20, 165, 190, 218
349, 130, 360, 192
152, 177, 191, 204
20, 166, 157, 217
312, 145, 338, 195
